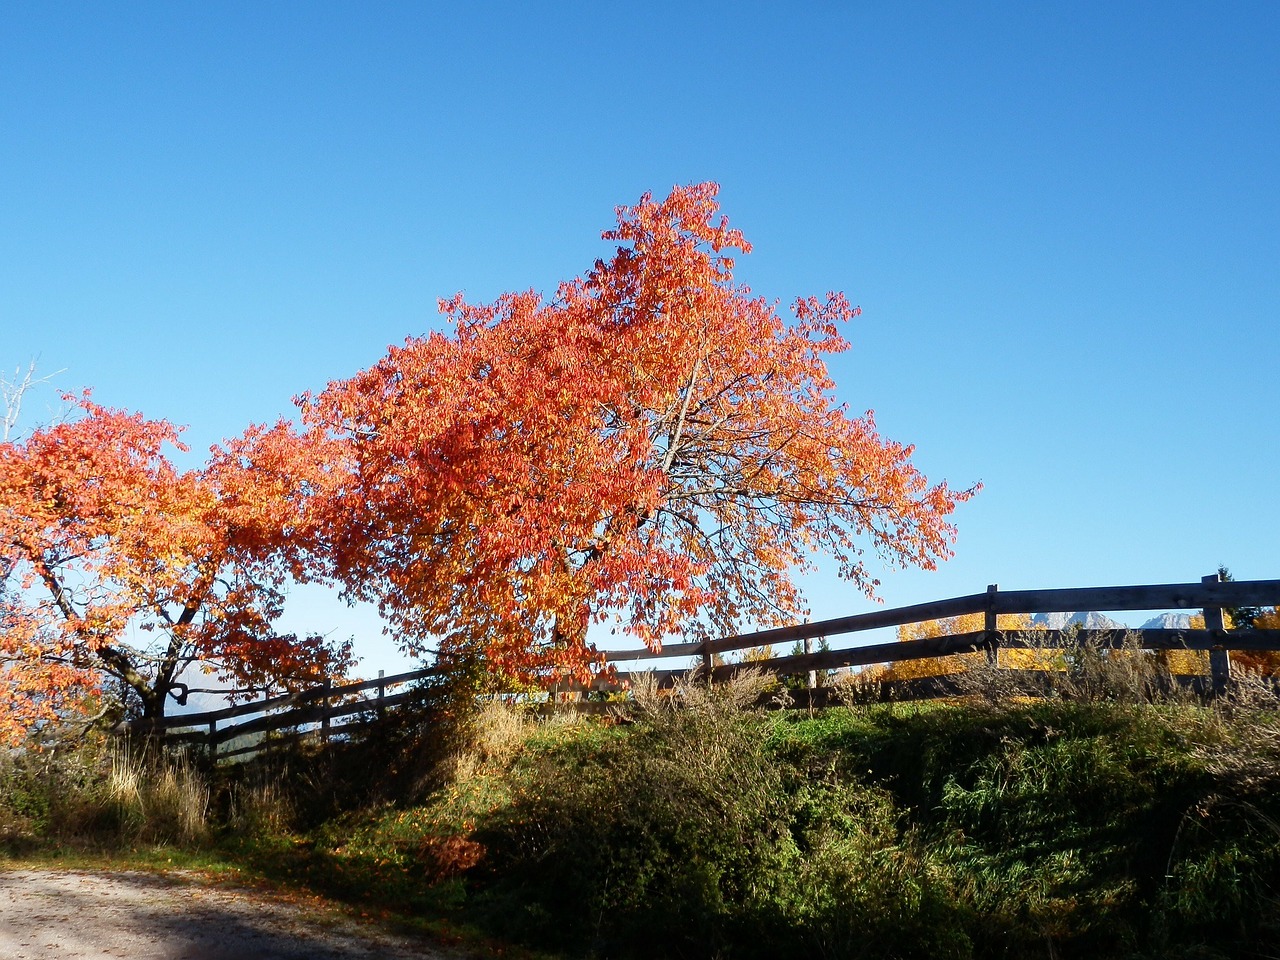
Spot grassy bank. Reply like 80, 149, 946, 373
5, 679, 1280, 959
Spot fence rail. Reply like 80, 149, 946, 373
120, 573, 1280, 760
123, 667, 443, 758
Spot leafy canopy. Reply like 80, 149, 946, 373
305, 183, 976, 682
0, 394, 353, 740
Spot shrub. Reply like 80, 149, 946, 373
470, 674, 972, 959
0, 735, 211, 849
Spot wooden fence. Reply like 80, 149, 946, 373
122, 573, 1280, 760
122, 666, 440, 762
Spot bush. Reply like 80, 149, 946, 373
470, 674, 972, 959
0, 736, 211, 849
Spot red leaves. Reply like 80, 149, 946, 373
0, 398, 353, 741
305, 183, 976, 685
1, 183, 977, 721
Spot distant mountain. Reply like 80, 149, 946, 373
1024, 611, 1196, 630
1028, 611, 1126, 630
1139, 612, 1195, 629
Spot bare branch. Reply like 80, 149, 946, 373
1, 359, 66, 441
659, 356, 703, 474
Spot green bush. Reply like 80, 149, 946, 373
459, 695, 1280, 959
0, 738, 116, 846
470, 680, 972, 959
770, 701, 1280, 959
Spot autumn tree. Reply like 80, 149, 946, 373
873, 612, 1035, 681
0, 394, 353, 744
304, 183, 976, 683
1162, 608, 1280, 677
1242, 608, 1280, 675
1173, 569, 1276, 676
1200, 567, 1280, 675
1256, 610, 1280, 630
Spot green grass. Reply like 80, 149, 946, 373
7, 688, 1280, 959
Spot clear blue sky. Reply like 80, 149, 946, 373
3, 2, 1277, 674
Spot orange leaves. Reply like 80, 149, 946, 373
3, 184, 975, 719
305, 182, 977, 685
0, 397, 352, 736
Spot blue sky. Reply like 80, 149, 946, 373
3, 2, 1277, 675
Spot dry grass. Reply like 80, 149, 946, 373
827, 667, 890, 706
945, 630, 1192, 705
827, 629, 1223, 708
224, 765, 295, 837
108, 747, 211, 845
445, 698, 534, 785
628, 667, 778, 718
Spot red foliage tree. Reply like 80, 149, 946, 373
304, 183, 976, 683
0, 395, 352, 743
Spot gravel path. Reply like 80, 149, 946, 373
0, 868, 460, 959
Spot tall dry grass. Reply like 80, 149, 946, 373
107, 745, 211, 845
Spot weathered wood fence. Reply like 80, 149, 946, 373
122, 573, 1280, 761
122, 666, 443, 761
605, 572, 1280, 691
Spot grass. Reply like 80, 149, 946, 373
7, 670, 1280, 959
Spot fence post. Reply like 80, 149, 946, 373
208, 718, 217, 762
804, 636, 816, 690
376, 669, 386, 720
320, 677, 332, 745
1203, 572, 1231, 697
701, 639, 713, 685
985, 583, 1000, 666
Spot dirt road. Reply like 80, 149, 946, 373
0, 868, 459, 959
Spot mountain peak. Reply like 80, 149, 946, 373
1139, 612, 1195, 629
1028, 611, 1126, 630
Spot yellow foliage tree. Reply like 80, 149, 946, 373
874, 612, 1034, 680
865, 599, 1280, 686
1224, 607, 1280, 676
1156, 613, 1214, 676
1154, 609, 1280, 677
